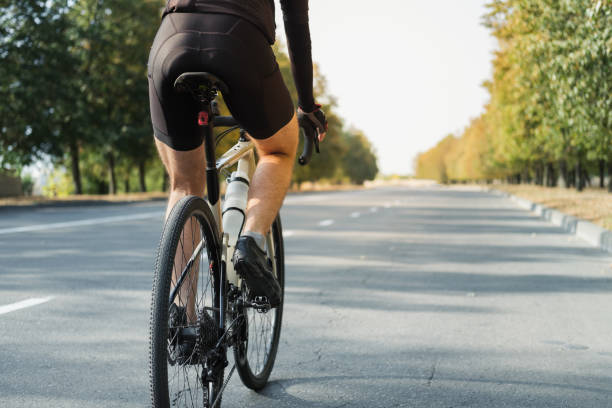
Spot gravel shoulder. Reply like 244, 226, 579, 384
487, 184, 611, 231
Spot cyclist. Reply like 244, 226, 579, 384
148, 0, 327, 307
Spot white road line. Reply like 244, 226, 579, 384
350, 212, 360, 218
283, 230, 296, 237
0, 211, 162, 235
318, 219, 334, 227
0, 296, 54, 315
370, 207, 378, 213
284, 190, 361, 205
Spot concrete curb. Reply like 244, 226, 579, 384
489, 189, 612, 254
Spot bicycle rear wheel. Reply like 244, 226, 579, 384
150, 196, 224, 408
234, 215, 284, 390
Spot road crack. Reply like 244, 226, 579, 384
426, 360, 437, 386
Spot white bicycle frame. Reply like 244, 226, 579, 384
213, 139, 276, 286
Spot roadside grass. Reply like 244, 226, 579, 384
493, 184, 612, 231
0, 192, 169, 207
0, 182, 367, 207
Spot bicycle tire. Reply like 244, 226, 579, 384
234, 215, 285, 390
150, 195, 224, 408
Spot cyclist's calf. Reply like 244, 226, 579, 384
155, 140, 206, 220
243, 114, 299, 235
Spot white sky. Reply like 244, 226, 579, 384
276, 0, 497, 175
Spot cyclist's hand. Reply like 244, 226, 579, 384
298, 104, 328, 142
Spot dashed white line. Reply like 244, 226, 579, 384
370, 207, 378, 213
318, 219, 334, 227
0, 296, 54, 315
350, 212, 360, 218
283, 230, 296, 237
0, 211, 162, 235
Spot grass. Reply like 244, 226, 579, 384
0, 182, 368, 207
493, 184, 612, 231
0, 192, 169, 207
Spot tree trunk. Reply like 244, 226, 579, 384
97, 180, 106, 195
576, 158, 584, 192
535, 162, 544, 186
608, 160, 612, 193
123, 166, 131, 193
138, 160, 147, 192
583, 167, 591, 187
523, 168, 531, 184
546, 162, 556, 187
69, 139, 82, 194
560, 160, 569, 188
108, 152, 117, 195
567, 167, 574, 188
599, 160, 605, 188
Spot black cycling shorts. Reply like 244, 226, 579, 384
147, 13, 295, 151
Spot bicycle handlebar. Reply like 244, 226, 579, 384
296, 109, 321, 166
298, 124, 320, 166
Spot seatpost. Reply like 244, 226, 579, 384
197, 96, 220, 207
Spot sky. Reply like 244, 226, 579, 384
276, 0, 498, 175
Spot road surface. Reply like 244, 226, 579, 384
1, 186, 611, 407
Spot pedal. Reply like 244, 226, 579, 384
253, 296, 271, 313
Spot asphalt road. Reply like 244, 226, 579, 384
1, 186, 611, 407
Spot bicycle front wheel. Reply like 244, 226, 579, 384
234, 215, 285, 390
149, 196, 223, 408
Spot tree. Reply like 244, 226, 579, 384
68, 0, 163, 194
417, 0, 610, 190
0, 0, 79, 180
415, 135, 458, 183
340, 130, 378, 185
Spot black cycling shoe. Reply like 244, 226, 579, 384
232, 235, 281, 307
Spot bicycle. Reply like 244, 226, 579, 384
149, 72, 318, 408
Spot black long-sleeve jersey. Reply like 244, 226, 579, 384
163, 0, 315, 111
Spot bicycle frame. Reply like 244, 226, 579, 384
215, 138, 256, 285
164, 73, 289, 407
190, 102, 256, 405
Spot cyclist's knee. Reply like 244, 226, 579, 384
156, 139, 206, 194
253, 113, 298, 159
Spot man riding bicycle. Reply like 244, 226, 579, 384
148, 0, 327, 307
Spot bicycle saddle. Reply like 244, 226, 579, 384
173, 72, 230, 100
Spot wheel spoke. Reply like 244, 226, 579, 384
153, 203, 219, 407
235, 221, 283, 385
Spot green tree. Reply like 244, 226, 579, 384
340, 130, 378, 185
416, 0, 611, 190
0, 0, 79, 177
68, 0, 163, 194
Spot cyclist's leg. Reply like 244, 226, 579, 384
148, 13, 250, 322
155, 139, 206, 322
155, 140, 205, 220
243, 114, 299, 235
